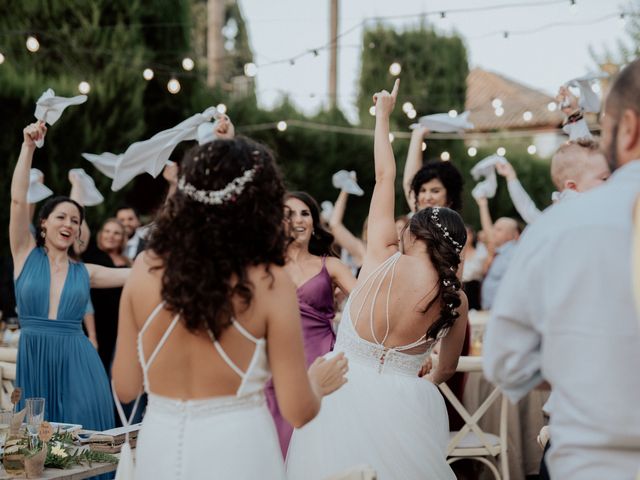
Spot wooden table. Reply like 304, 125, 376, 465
0, 458, 118, 479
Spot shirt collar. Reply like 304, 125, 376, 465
609, 159, 640, 182
496, 240, 516, 254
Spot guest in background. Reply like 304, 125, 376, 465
461, 224, 486, 311
116, 205, 147, 261
328, 187, 366, 271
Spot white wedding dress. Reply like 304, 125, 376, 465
286, 253, 455, 480
134, 303, 286, 479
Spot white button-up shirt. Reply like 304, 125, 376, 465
483, 161, 640, 480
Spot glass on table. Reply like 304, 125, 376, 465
0, 411, 10, 451
25, 398, 45, 449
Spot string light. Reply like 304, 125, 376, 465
78, 81, 91, 94
244, 62, 257, 77
547, 102, 557, 112
497, 147, 506, 156
402, 102, 414, 113
277, 121, 288, 132
495, 106, 505, 117
441, 151, 450, 161
389, 62, 402, 76
167, 78, 181, 94
143, 68, 154, 80
181, 57, 195, 71
467, 147, 477, 157
619, 12, 626, 24
591, 83, 601, 94
26, 36, 40, 52
0, 53, 4, 65
448, 109, 458, 118
527, 144, 537, 154
491, 98, 502, 109
407, 109, 417, 119
369, 106, 376, 116
421, 141, 427, 152
523, 111, 533, 121
388, 133, 395, 142
216, 103, 227, 114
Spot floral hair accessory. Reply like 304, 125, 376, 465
430, 207, 463, 254
178, 167, 257, 205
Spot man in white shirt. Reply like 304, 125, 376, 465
484, 60, 640, 479
116, 205, 147, 261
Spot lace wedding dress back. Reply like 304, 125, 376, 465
287, 252, 455, 480
134, 302, 286, 479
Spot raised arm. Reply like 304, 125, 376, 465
366, 79, 401, 263
10, 123, 47, 271
267, 267, 347, 427
328, 190, 366, 266
495, 161, 542, 224
403, 126, 429, 212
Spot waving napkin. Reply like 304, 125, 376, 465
566, 72, 607, 113
69, 168, 104, 206
332, 170, 364, 196
320, 201, 334, 223
411, 111, 474, 133
83, 106, 218, 191
34, 89, 87, 148
470, 155, 507, 200
27, 168, 53, 204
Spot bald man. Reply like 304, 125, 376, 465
484, 59, 640, 479
550, 138, 610, 194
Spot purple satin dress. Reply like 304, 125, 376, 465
266, 256, 336, 457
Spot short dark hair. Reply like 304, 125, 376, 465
410, 160, 464, 212
115, 204, 140, 219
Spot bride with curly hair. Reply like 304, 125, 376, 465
112, 137, 348, 478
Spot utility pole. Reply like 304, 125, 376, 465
328, 0, 339, 109
207, 0, 225, 88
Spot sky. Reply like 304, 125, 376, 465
239, 0, 626, 123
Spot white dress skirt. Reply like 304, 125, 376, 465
135, 392, 286, 479
286, 316, 456, 480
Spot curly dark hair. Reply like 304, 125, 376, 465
35, 196, 85, 255
285, 191, 337, 257
409, 207, 467, 340
410, 160, 464, 212
146, 137, 288, 339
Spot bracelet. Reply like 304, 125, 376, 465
563, 110, 584, 126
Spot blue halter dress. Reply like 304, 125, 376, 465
14, 247, 114, 431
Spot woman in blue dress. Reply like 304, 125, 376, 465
10, 122, 130, 430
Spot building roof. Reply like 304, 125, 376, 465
466, 68, 564, 132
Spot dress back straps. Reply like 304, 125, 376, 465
350, 252, 427, 351
207, 319, 263, 380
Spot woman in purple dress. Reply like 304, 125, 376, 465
266, 191, 356, 457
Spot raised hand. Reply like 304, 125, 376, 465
495, 161, 517, 181
308, 352, 348, 397
556, 86, 579, 116
23, 122, 47, 149
162, 160, 179, 185
214, 114, 235, 139
373, 79, 400, 119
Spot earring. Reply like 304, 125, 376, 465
40, 230, 46, 239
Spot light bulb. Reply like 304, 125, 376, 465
369, 106, 376, 116
527, 145, 537, 155
495, 106, 504, 117
440, 151, 450, 161
407, 109, 417, 119
182, 57, 195, 71
421, 142, 427, 152
448, 109, 458, 118
497, 147, 506, 156
216, 103, 227, 114
491, 98, 502, 109
78, 81, 90, 94
0, 53, 5, 65
547, 102, 557, 112
277, 121, 287, 132
167, 78, 181, 94
591, 83, 601, 94
143, 68, 154, 81
467, 147, 477, 157
388, 133, 395, 143
26, 36, 40, 53
389, 62, 401, 76
244, 62, 257, 77
402, 102, 414, 114
523, 111, 533, 121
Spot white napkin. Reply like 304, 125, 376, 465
332, 170, 364, 196
470, 155, 507, 200
320, 201, 334, 223
69, 168, 104, 206
411, 111, 474, 133
562, 118, 592, 141
81, 152, 121, 179
197, 122, 217, 145
566, 73, 607, 113
34, 89, 88, 147
27, 168, 53, 204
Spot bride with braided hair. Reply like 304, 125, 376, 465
286, 80, 467, 480
112, 136, 348, 479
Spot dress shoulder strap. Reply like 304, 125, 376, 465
230, 319, 261, 344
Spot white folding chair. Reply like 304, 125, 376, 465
438, 355, 509, 480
